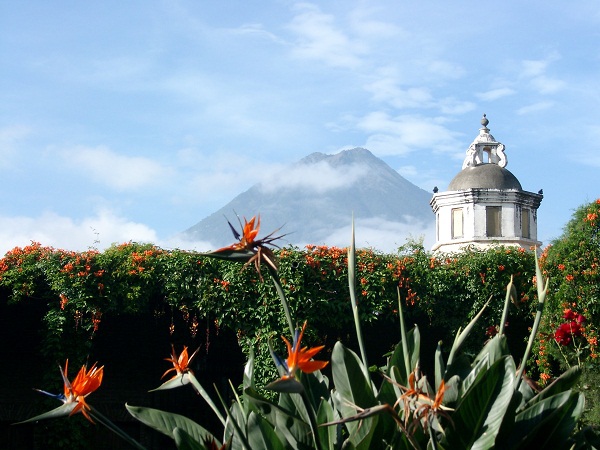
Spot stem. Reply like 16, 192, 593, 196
347, 218, 369, 377
499, 276, 514, 336
188, 373, 226, 426
515, 253, 548, 389
270, 268, 295, 338
300, 388, 324, 450
398, 288, 412, 383
89, 406, 147, 450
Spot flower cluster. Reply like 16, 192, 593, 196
554, 309, 585, 346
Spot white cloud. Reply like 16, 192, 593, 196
302, 217, 436, 253
258, 160, 369, 194
521, 59, 550, 78
520, 54, 564, 94
438, 98, 476, 115
287, 3, 366, 68
365, 78, 434, 109
364, 70, 473, 114
61, 145, 171, 190
358, 113, 462, 156
0, 210, 159, 256
516, 101, 554, 115
530, 76, 565, 94
477, 88, 516, 101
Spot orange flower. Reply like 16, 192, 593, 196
210, 215, 285, 280
22, 360, 104, 424
64, 361, 104, 422
162, 345, 199, 381
280, 321, 328, 379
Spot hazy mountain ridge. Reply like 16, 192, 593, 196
183, 148, 434, 250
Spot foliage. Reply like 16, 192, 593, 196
19, 225, 593, 449
533, 198, 600, 428
7, 214, 598, 449
1, 239, 539, 388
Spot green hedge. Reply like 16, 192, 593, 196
0, 240, 540, 386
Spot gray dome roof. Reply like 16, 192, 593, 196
448, 163, 522, 190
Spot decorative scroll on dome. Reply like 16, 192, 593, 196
462, 114, 508, 169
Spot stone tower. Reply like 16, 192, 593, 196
430, 115, 543, 253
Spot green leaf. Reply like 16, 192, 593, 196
247, 412, 285, 450
316, 398, 337, 450
173, 427, 206, 450
14, 402, 77, 424
201, 249, 255, 263
126, 404, 212, 444
443, 356, 516, 450
510, 391, 584, 450
265, 377, 304, 393
522, 365, 581, 410
331, 341, 375, 410
387, 326, 420, 387
472, 334, 510, 368
331, 341, 378, 447
446, 295, 492, 369
149, 373, 191, 392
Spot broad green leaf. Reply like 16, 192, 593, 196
510, 391, 584, 450
472, 334, 510, 368
216, 387, 251, 450
14, 402, 77, 424
443, 356, 515, 450
148, 373, 191, 392
299, 369, 330, 410
316, 398, 337, 450
446, 296, 492, 368
224, 400, 248, 450
246, 388, 314, 448
274, 405, 313, 449
387, 326, 420, 387
126, 404, 212, 444
173, 427, 206, 450
331, 341, 376, 411
522, 365, 581, 410
247, 412, 285, 450
266, 377, 304, 393
201, 249, 255, 263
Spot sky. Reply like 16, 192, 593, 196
1, 1, 599, 255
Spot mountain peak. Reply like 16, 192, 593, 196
183, 148, 434, 251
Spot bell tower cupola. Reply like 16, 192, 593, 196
430, 115, 543, 253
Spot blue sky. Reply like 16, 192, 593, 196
1, 1, 599, 254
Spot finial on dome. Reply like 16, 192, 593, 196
481, 113, 489, 128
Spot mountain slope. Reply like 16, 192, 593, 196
182, 148, 434, 250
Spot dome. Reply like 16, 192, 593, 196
448, 163, 522, 190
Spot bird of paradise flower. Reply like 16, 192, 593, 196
151, 345, 200, 391
267, 321, 328, 393
18, 360, 104, 424
207, 214, 286, 280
